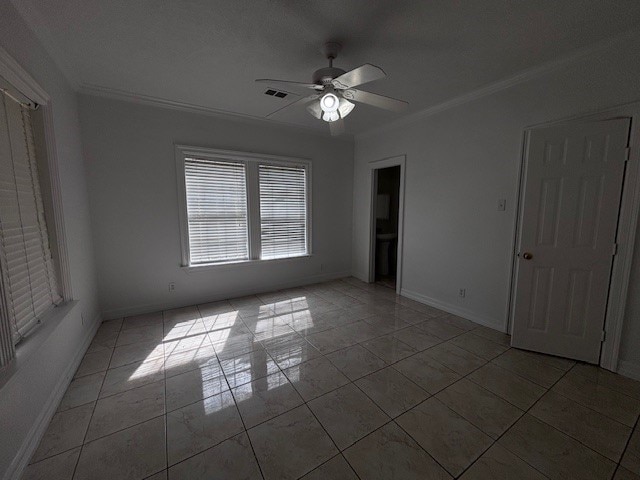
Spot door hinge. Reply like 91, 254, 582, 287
624, 148, 631, 162
612, 243, 618, 256
601, 330, 606, 342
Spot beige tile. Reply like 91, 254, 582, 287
99, 357, 164, 398
209, 333, 258, 360
163, 321, 208, 342
306, 327, 359, 353
571, 363, 640, 400
394, 351, 461, 394
459, 443, 546, 480
530, 390, 632, 461
86, 330, 118, 354
470, 326, 511, 346
450, 332, 509, 360
23, 447, 80, 480
417, 319, 466, 340
436, 378, 523, 438
32, 402, 94, 462
163, 332, 211, 356
166, 363, 229, 412
166, 390, 244, 465
499, 414, 616, 480
467, 363, 546, 410
393, 308, 433, 325
57, 371, 105, 411
300, 455, 358, 480
167, 432, 262, 480
492, 349, 565, 388
355, 366, 429, 418
343, 422, 451, 480
362, 314, 412, 332
110, 340, 164, 369
96, 318, 123, 336
74, 349, 112, 378
340, 320, 388, 343
219, 348, 279, 388
146, 471, 168, 480
361, 334, 418, 363
552, 372, 640, 427
326, 344, 387, 380
248, 405, 338, 480
396, 397, 493, 477
392, 326, 443, 351
87, 380, 165, 441
116, 323, 164, 347
422, 342, 486, 375
74, 416, 166, 480
283, 356, 350, 401
232, 371, 304, 428
262, 335, 321, 369
164, 343, 218, 378
439, 314, 477, 331
615, 467, 640, 480
121, 311, 163, 330
621, 428, 640, 473
308, 383, 389, 449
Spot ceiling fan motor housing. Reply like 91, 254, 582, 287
312, 67, 346, 86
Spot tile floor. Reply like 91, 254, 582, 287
22, 277, 640, 480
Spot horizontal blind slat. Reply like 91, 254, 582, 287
184, 157, 248, 264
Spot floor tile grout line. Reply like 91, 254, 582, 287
611, 414, 639, 478
69, 319, 122, 480
525, 363, 638, 467
53, 278, 640, 479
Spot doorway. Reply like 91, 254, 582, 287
510, 118, 631, 364
371, 165, 401, 290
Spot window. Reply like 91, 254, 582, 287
0, 86, 61, 361
177, 147, 311, 267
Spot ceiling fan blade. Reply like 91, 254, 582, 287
331, 64, 386, 89
329, 118, 345, 136
306, 101, 322, 120
266, 94, 320, 118
255, 79, 323, 94
342, 88, 408, 112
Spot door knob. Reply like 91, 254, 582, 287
522, 252, 533, 260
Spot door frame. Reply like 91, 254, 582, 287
507, 102, 640, 372
368, 155, 407, 294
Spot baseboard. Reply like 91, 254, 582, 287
400, 288, 505, 332
102, 270, 352, 319
5, 312, 101, 480
617, 360, 640, 381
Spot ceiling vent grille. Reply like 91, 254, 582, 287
264, 89, 289, 99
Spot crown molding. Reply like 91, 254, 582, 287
356, 28, 640, 141
79, 83, 353, 141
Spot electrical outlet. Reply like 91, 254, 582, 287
168, 282, 176, 292
497, 199, 506, 211
459, 288, 466, 298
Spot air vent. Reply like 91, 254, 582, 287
264, 89, 289, 99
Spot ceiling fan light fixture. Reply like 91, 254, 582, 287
319, 93, 339, 113
338, 98, 355, 118
322, 110, 340, 122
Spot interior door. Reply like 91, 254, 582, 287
511, 118, 630, 363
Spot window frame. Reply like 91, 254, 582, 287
175, 145, 312, 269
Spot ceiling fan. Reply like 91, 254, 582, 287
256, 42, 408, 136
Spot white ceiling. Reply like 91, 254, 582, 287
13, 0, 640, 135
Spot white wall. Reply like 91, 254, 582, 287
0, 2, 100, 478
353, 33, 640, 371
78, 95, 354, 318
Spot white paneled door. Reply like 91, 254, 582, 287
511, 119, 630, 363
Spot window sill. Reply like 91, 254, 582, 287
182, 254, 313, 273
0, 300, 79, 390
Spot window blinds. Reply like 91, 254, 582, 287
0, 93, 60, 349
184, 157, 249, 264
259, 164, 308, 260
